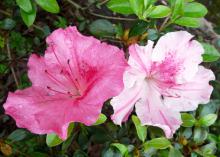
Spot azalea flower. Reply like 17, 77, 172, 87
4, 26, 127, 139
111, 31, 215, 138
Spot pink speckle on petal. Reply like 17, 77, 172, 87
111, 31, 214, 138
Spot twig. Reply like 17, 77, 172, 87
200, 18, 220, 39
89, 11, 136, 21
0, 9, 11, 16
159, 16, 171, 32
6, 39, 19, 88
32, 24, 44, 31
65, 0, 83, 9
98, 0, 109, 6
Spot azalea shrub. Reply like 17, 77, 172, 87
0, 0, 220, 157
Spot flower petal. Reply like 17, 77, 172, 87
128, 41, 154, 73
152, 31, 204, 83
111, 70, 144, 125
163, 66, 215, 111
44, 26, 128, 103
3, 86, 102, 140
135, 82, 181, 138
28, 54, 77, 95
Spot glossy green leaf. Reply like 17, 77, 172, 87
144, 137, 171, 150
35, 0, 60, 13
129, 20, 148, 37
0, 18, 16, 30
181, 113, 196, 127
46, 134, 63, 147
201, 43, 220, 62
20, 7, 37, 27
147, 29, 158, 41
200, 143, 217, 156
171, 0, 184, 20
16, 0, 32, 13
7, 129, 28, 142
46, 123, 74, 147
89, 19, 115, 37
129, 0, 144, 18
168, 147, 183, 157
144, 0, 156, 8
184, 2, 208, 18
198, 114, 217, 127
174, 17, 200, 27
107, 0, 134, 14
73, 150, 88, 157
111, 143, 128, 156
93, 114, 107, 125
193, 127, 208, 143
148, 5, 171, 18
0, 36, 4, 48
132, 115, 147, 142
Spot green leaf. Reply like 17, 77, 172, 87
201, 43, 220, 62
129, 21, 148, 37
144, 137, 171, 150
147, 29, 158, 41
16, 0, 32, 13
93, 113, 107, 125
144, 0, 156, 8
111, 143, 128, 156
198, 114, 217, 127
89, 19, 115, 37
20, 7, 36, 27
7, 129, 28, 142
174, 17, 200, 28
73, 150, 88, 157
129, 0, 144, 18
31, 152, 49, 157
184, 2, 207, 18
132, 115, 147, 142
103, 148, 115, 157
200, 143, 217, 156
0, 18, 16, 30
168, 147, 183, 157
46, 123, 74, 147
107, 0, 134, 14
193, 127, 208, 143
0, 36, 4, 48
198, 100, 220, 117
35, 0, 60, 13
148, 5, 171, 18
181, 113, 196, 127
46, 133, 63, 147
171, 0, 184, 20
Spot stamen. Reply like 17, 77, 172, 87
67, 59, 81, 91
46, 86, 67, 95
45, 70, 69, 89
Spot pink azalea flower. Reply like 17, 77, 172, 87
4, 26, 127, 139
111, 31, 215, 138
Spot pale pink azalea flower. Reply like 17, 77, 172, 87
4, 26, 127, 139
111, 31, 215, 138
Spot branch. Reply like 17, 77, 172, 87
89, 11, 136, 21
199, 18, 220, 40
6, 39, 20, 88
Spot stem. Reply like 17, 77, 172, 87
98, 0, 109, 6
32, 24, 44, 31
0, 9, 11, 16
6, 39, 20, 88
89, 11, 136, 21
159, 16, 171, 32
65, 0, 83, 9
